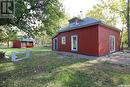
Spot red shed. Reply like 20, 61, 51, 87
52, 17, 121, 56
13, 38, 34, 48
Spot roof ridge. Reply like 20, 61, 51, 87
83, 17, 101, 21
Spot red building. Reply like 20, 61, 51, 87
52, 17, 121, 56
13, 38, 34, 48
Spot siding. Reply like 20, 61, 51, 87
52, 24, 120, 56
13, 40, 21, 48
57, 25, 99, 56
98, 24, 120, 56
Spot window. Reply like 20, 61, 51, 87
61, 36, 66, 45
109, 35, 115, 53
71, 35, 78, 51
27, 42, 30, 46
21, 42, 26, 47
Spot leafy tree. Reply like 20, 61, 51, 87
14, 0, 65, 37
0, 29, 6, 43
122, 30, 128, 44
3, 25, 17, 47
86, 0, 125, 25
0, 0, 65, 38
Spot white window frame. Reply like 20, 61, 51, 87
109, 35, 116, 53
71, 35, 78, 51
61, 36, 66, 45
27, 42, 30, 46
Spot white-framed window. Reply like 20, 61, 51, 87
61, 36, 66, 45
21, 42, 26, 47
71, 35, 78, 51
27, 42, 30, 46
109, 35, 115, 53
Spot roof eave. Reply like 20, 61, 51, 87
59, 22, 121, 33
99, 23, 121, 32
59, 21, 101, 33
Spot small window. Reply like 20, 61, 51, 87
61, 36, 66, 45
27, 42, 30, 46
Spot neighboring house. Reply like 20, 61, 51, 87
52, 17, 121, 56
13, 38, 34, 48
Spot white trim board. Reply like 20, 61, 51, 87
71, 35, 78, 51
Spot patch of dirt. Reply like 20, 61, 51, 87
93, 63, 130, 73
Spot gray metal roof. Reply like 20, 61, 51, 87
59, 17, 120, 33
21, 38, 34, 42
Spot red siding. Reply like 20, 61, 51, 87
13, 40, 21, 48
26, 42, 34, 48
98, 24, 120, 56
21, 42, 34, 48
13, 40, 34, 48
57, 25, 99, 56
52, 24, 120, 56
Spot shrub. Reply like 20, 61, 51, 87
0, 51, 5, 59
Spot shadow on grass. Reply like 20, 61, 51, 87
0, 51, 90, 87
30, 62, 130, 87
1, 50, 130, 87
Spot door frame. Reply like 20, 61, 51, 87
71, 35, 78, 51
53, 38, 58, 50
109, 35, 116, 53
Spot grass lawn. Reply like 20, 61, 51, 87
0, 47, 130, 87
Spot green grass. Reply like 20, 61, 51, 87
0, 47, 51, 56
0, 47, 130, 87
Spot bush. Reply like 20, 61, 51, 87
0, 51, 5, 59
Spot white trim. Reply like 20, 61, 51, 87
11, 49, 30, 62
109, 35, 115, 53
61, 36, 66, 45
71, 35, 78, 51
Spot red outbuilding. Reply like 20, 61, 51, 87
52, 17, 121, 56
13, 38, 34, 48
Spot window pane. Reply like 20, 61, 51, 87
110, 36, 115, 52
73, 37, 76, 49
61, 36, 66, 44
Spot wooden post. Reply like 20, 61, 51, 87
26, 49, 30, 58
11, 52, 16, 61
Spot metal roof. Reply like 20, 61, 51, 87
59, 17, 120, 33
21, 38, 34, 42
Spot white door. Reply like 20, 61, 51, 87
109, 35, 115, 53
71, 35, 78, 51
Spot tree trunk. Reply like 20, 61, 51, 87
127, 0, 130, 47
7, 40, 9, 48
121, 27, 124, 50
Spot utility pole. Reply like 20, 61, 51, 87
127, 0, 130, 47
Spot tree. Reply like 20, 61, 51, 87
127, 0, 130, 47
14, 0, 65, 37
3, 25, 17, 47
0, 29, 6, 43
0, 0, 65, 38
86, 0, 119, 25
